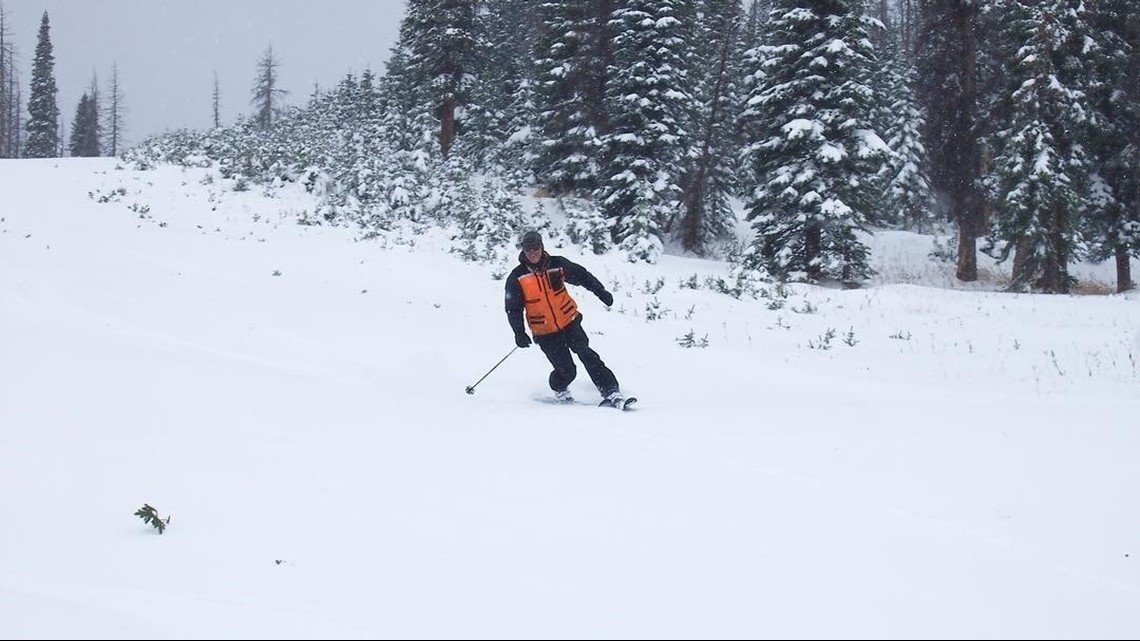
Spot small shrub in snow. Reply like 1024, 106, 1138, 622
676, 330, 709, 348
809, 328, 837, 350
134, 503, 170, 535
644, 297, 670, 322
792, 300, 818, 314
641, 277, 665, 295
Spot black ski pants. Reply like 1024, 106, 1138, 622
536, 319, 618, 395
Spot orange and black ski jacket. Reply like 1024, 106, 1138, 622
505, 251, 608, 339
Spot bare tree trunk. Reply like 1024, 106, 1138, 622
0, 5, 13, 158
978, 144, 992, 231
1010, 237, 1031, 290
678, 186, 702, 244
1044, 206, 1067, 293
806, 223, 822, 282
251, 45, 286, 129
954, 3, 980, 282
588, 0, 615, 140
440, 98, 456, 157
956, 204, 978, 281
11, 75, 20, 156
1118, 247, 1135, 293
902, 0, 910, 56
104, 63, 124, 156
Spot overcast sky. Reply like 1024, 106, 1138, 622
7, 0, 406, 147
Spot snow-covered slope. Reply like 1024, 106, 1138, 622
1, 158, 1137, 639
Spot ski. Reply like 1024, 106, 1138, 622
599, 397, 638, 411
535, 394, 638, 410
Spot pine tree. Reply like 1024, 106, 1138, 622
212, 71, 221, 128
915, 0, 983, 281
375, 44, 449, 221
597, 0, 692, 263
734, 1, 769, 183
739, 0, 886, 283
86, 74, 101, 155
675, 0, 746, 256
358, 68, 379, 119
382, 42, 439, 161
25, 11, 59, 158
986, 0, 1097, 293
877, 44, 935, 231
251, 44, 287, 129
531, 0, 613, 196
1085, 0, 1140, 292
392, 0, 479, 158
66, 93, 84, 156
68, 91, 100, 157
740, 0, 773, 51
465, 0, 537, 179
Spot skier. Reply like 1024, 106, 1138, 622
504, 230, 627, 406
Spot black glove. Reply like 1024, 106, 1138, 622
514, 332, 532, 348
598, 290, 614, 307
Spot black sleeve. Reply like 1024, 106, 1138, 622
504, 271, 527, 335
558, 257, 607, 298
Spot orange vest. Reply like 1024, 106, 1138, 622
518, 267, 580, 336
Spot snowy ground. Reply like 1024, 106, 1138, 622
1, 158, 1138, 639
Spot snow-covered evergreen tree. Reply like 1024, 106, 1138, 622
597, 0, 692, 263
24, 11, 58, 158
68, 92, 100, 157
740, 0, 773, 52
301, 72, 392, 222
739, 0, 886, 283
129, 0, 1139, 282
379, 42, 448, 222
1085, 0, 1140, 292
464, 0, 537, 183
394, 0, 479, 158
986, 0, 1096, 293
531, 0, 612, 196
560, 195, 613, 255
368, 1, 493, 233
876, 44, 935, 231
451, 172, 532, 266
734, 3, 767, 193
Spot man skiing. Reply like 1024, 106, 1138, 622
504, 230, 627, 407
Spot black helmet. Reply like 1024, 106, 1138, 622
519, 230, 543, 251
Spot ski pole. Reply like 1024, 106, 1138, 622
465, 346, 519, 395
